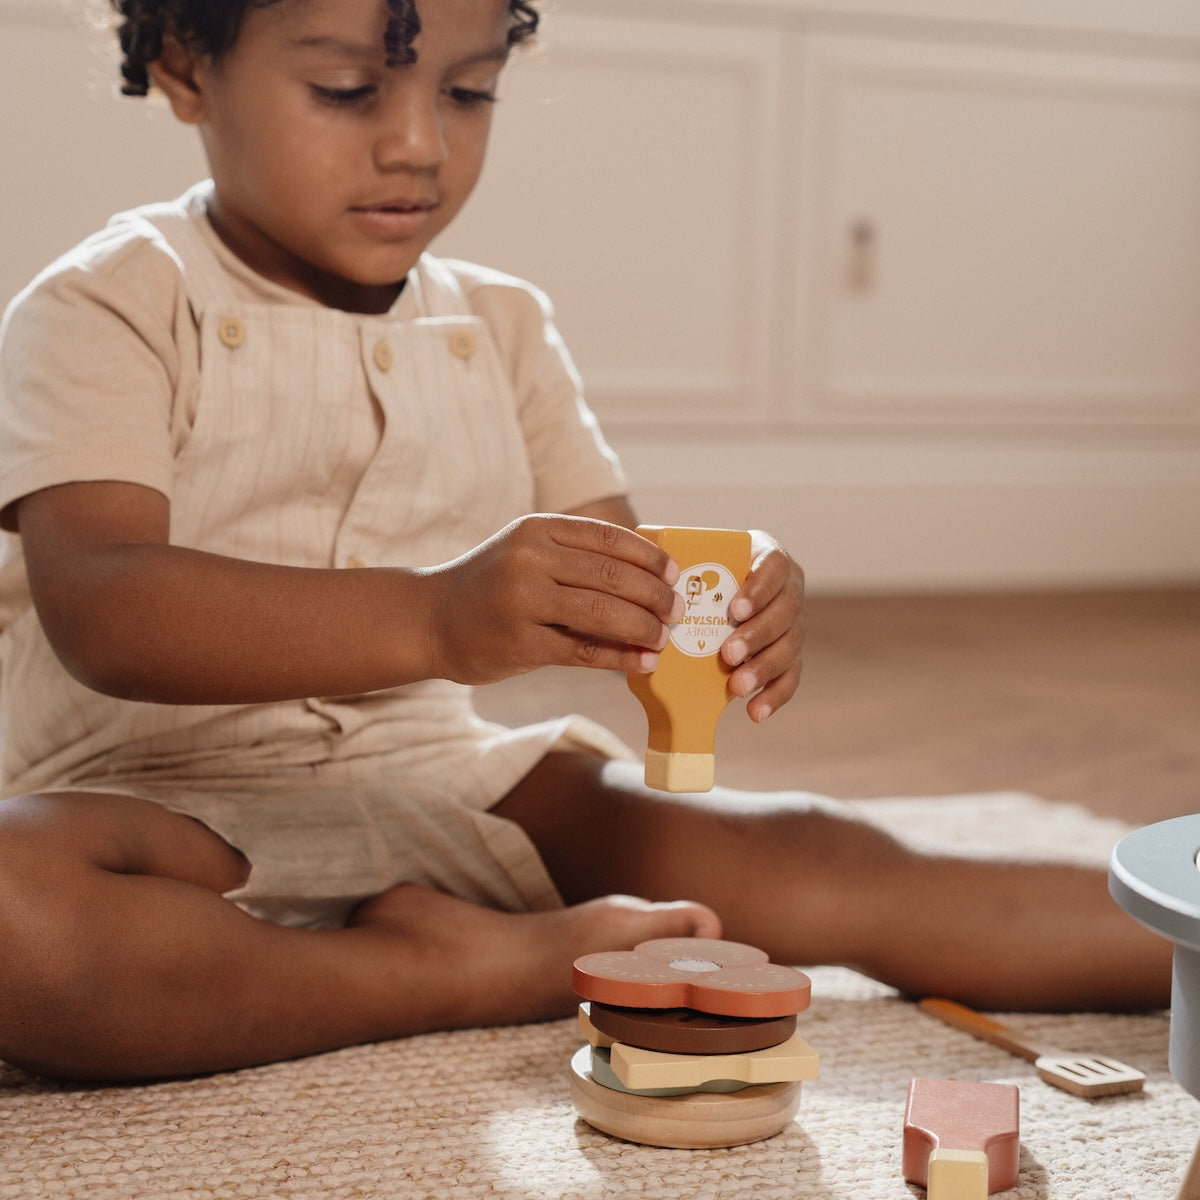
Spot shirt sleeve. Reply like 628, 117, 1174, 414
454, 263, 628, 515
0, 226, 189, 530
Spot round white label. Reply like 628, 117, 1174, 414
669, 562, 740, 658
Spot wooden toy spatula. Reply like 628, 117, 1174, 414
903, 1077, 1020, 1199
919, 998, 1145, 1098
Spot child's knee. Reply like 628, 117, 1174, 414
0, 790, 248, 893
0, 803, 94, 1061
0, 792, 239, 1007
0, 794, 102, 956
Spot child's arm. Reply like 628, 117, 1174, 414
570, 499, 806, 724
16, 480, 681, 705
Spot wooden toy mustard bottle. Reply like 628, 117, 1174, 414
628, 526, 752, 793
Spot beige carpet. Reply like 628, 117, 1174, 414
3, 794, 1194, 1199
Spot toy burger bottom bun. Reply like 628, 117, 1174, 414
569, 1046, 803, 1149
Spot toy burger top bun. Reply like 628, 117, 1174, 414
572, 938, 812, 1020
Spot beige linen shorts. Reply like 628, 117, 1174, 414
58, 715, 634, 929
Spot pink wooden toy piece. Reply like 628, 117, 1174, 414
903, 1078, 1020, 1199
572, 937, 811, 1020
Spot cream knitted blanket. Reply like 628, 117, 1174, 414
3, 795, 1193, 1199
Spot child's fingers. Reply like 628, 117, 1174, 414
723, 553, 805, 669
554, 517, 679, 591
719, 532, 806, 719
728, 534, 804, 625
551, 578, 677, 655
723, 585, 803, 667
726, 600, 805, 699
742, 662, 803, 724
433, 515, 685, 683
545, 627, 664, 675
547, 537, 682, 629
537, 521, 684, 649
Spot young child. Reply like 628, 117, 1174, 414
0, 0, 1170, 1082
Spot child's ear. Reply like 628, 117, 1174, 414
146, 34, 209, 125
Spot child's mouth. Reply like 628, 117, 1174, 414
351, 202, 436, 236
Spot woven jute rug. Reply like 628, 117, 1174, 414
3, 794, 1194, 1199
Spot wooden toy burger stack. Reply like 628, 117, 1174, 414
569, 937, 819, 1148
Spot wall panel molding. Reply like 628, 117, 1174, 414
791, 33, 1200, 429
614, 430, 1200, 591
435, 13, 785, 426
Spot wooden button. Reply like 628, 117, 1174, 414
217, 316, 246, 348
448, 330, 475, 360
345, 554, 366, 569
372, 340, 394, 372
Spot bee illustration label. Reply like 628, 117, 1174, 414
669, 562, 740, 658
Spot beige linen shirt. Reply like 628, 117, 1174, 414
0, 184, 634, 920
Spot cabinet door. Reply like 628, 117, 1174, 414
434, 12, 784, 426
791, 32, 1200, 428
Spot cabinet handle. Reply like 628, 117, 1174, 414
848, 218, 876, 291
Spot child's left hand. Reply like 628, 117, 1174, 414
720, 531, 805, 723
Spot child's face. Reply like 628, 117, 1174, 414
170, 0, 513, 312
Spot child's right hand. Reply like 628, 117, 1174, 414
425, 515, 683, 685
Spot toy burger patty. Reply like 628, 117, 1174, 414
586, 1002, 798, 1056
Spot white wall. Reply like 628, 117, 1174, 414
438, 3, 1200, 592
0, 3, 206, 307
3, 0, 1198, 593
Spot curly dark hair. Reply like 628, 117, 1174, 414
110, 0, 539, 97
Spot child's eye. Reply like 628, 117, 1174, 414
444, 86, 497, 108
311, 84, 377, 107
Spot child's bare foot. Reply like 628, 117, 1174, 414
348, 885, 721, 1030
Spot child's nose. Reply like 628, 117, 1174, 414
374, 93, 447, 171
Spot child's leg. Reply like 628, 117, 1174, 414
494, 753, 1172, 1012
0, 791, 718, 1081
